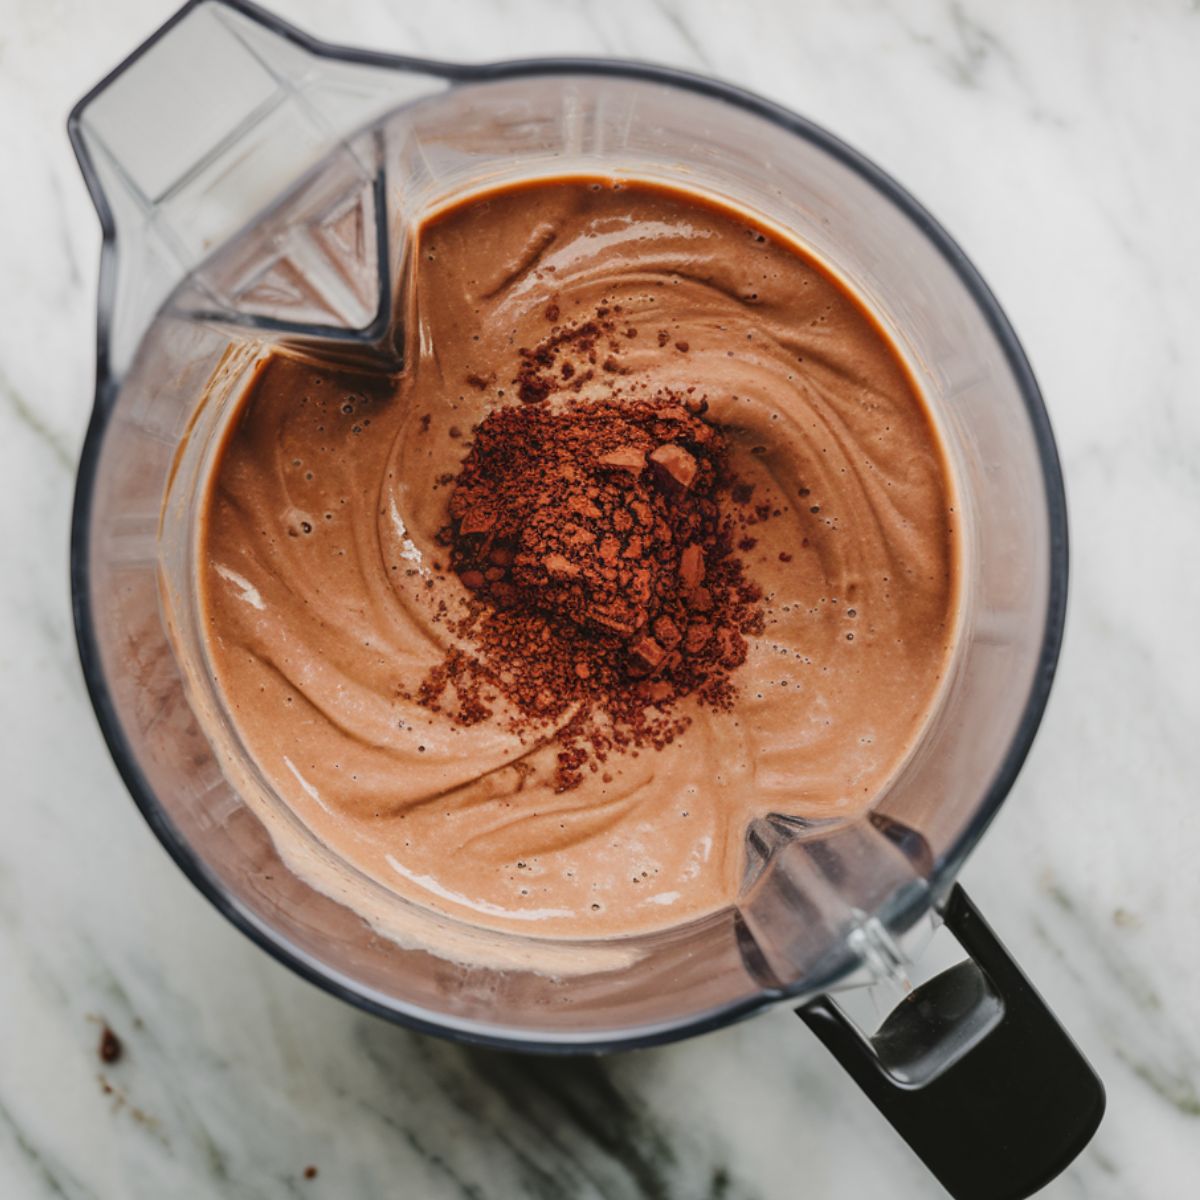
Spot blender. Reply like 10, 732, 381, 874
68, 3, 1103, 1196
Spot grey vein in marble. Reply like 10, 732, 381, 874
0, 364, 73, 471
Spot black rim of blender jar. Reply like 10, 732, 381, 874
68, 0, 1069, 1053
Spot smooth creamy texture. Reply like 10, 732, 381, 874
199, 178, 957, 940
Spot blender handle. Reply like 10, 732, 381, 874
798, 885, 1105, 1200
68, 0, 448, 385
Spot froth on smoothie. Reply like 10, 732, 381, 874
197, 177, 959, 942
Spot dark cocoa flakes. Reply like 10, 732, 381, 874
416, 390, 764, 788
649, 443, 698, 491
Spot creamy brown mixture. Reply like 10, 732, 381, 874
199, 178, 958, 940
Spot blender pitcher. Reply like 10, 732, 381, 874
68, 2, 1103, 1196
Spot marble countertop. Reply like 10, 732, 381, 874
4, 0, 1200, 1196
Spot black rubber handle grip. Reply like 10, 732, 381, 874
798, 885, 1104, 1200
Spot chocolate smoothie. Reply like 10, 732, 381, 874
198, 177, 958, 941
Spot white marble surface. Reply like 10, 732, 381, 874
3, 0, 1200, 1196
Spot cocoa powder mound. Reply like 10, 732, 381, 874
416, 322, 765, 790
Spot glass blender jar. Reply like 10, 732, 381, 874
69, 3, 1103, 1196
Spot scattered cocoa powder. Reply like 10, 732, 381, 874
417, 311, 766, 790
513, 307, 632, 402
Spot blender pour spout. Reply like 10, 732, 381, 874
734, 810, 936, 996
68, 0, 449, 388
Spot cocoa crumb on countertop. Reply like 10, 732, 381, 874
98, 1025, 122, 1065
